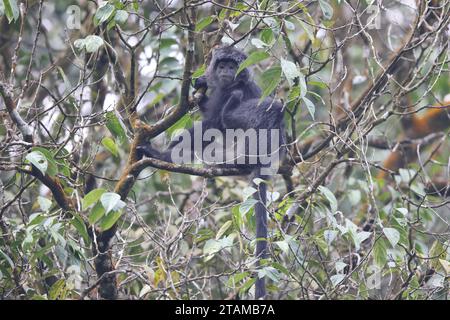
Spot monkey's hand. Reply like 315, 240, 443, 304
136, 143, 161, 160
231, 90, 244, 101
223, 90, 244, 110
193, 76, 208, 91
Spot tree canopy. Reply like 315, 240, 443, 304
0, 0, 449, 300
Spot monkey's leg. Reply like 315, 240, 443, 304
136, 129, 190, 162
136, 132, 192, 163
136, 143, 163, 160
137, 123, 212, 163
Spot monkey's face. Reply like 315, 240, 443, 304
215, 61, 238, 87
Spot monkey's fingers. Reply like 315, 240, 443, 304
193, 76, 207, 90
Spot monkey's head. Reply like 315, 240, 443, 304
207, 46, 251, 88
215, 60, 238, 87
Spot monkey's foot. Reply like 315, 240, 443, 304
136, 144, 160, 160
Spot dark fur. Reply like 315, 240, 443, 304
137, 46, 286, 299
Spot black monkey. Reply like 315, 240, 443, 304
137, 46, 285, 299
218, 77, 285, 300
137, 46, 262, 163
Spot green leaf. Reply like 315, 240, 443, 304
227, 271, 249, 287
71, 213, 90, 244
308, 81, 327, 89
192, 64, 206, 79
239, 278, 256, 295
236, 51, 270, 76
287, 85, 300, 102
258, 266, 280, 282
239, 198, 258, 215
28, 213, 45, 226
259, 66, 282, 99
99, 210, 122, 231
195, 16, 215, 32
439, 259, 450, 274
299, 73, 307, 98
3, 0, 19, 23
280, 58, 300, 87
242, 186, 257, 201
203, 239, 222, 257
318, 186, 338, 213
324, 229, 338, 245
100, 192, 124, 214
160, 38, 178, 49
88, 202, 105, 225
357, 231, 372, 244
26, 151, 48, 176
271, 262, 290, 276
101, 137, 119, 157
105, 111, 127, 144
106, 17, 116, 30
74, 35, 104, 52
251, 38, 267, 49
429, 240, 446, 269
229, 2, 247, 17
167, 114, 192, 138
232, 205, 242, 228
49, 279, 65, 300
285, 20, 295, 31
94, 3, 115, 26
253, 177, 265, 186
275, 240, 290, 255
383, 227, 400, 247
32, 147, 58, 177
74, 38, 85, 50
82, 188, 107, 210
216, 220, 232, 240
299, 20, 315, 41
203, 235, 234, 261
260, 28, 274, 45
373, 238, 388, 267
319, 0, 333, 20
57, 67, 72, 95
195, 228, 214, 244
302, 96, 315, 120
330, 274, 345, 287
0, 249, 14, 269
84, 35, 104, 53
38, 196, 52, 212
114, 10, 129, 24
347, 190, 361, 206
399, 168, 415, 183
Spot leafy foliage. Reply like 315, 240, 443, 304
0, 0, 448, 301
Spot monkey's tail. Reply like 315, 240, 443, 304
254, 170, 268, 299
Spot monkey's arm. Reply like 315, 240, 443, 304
223, 90, 243, 111
245, 81, 262, 99
193, 75, 210, 112
220, 90, 244, 128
